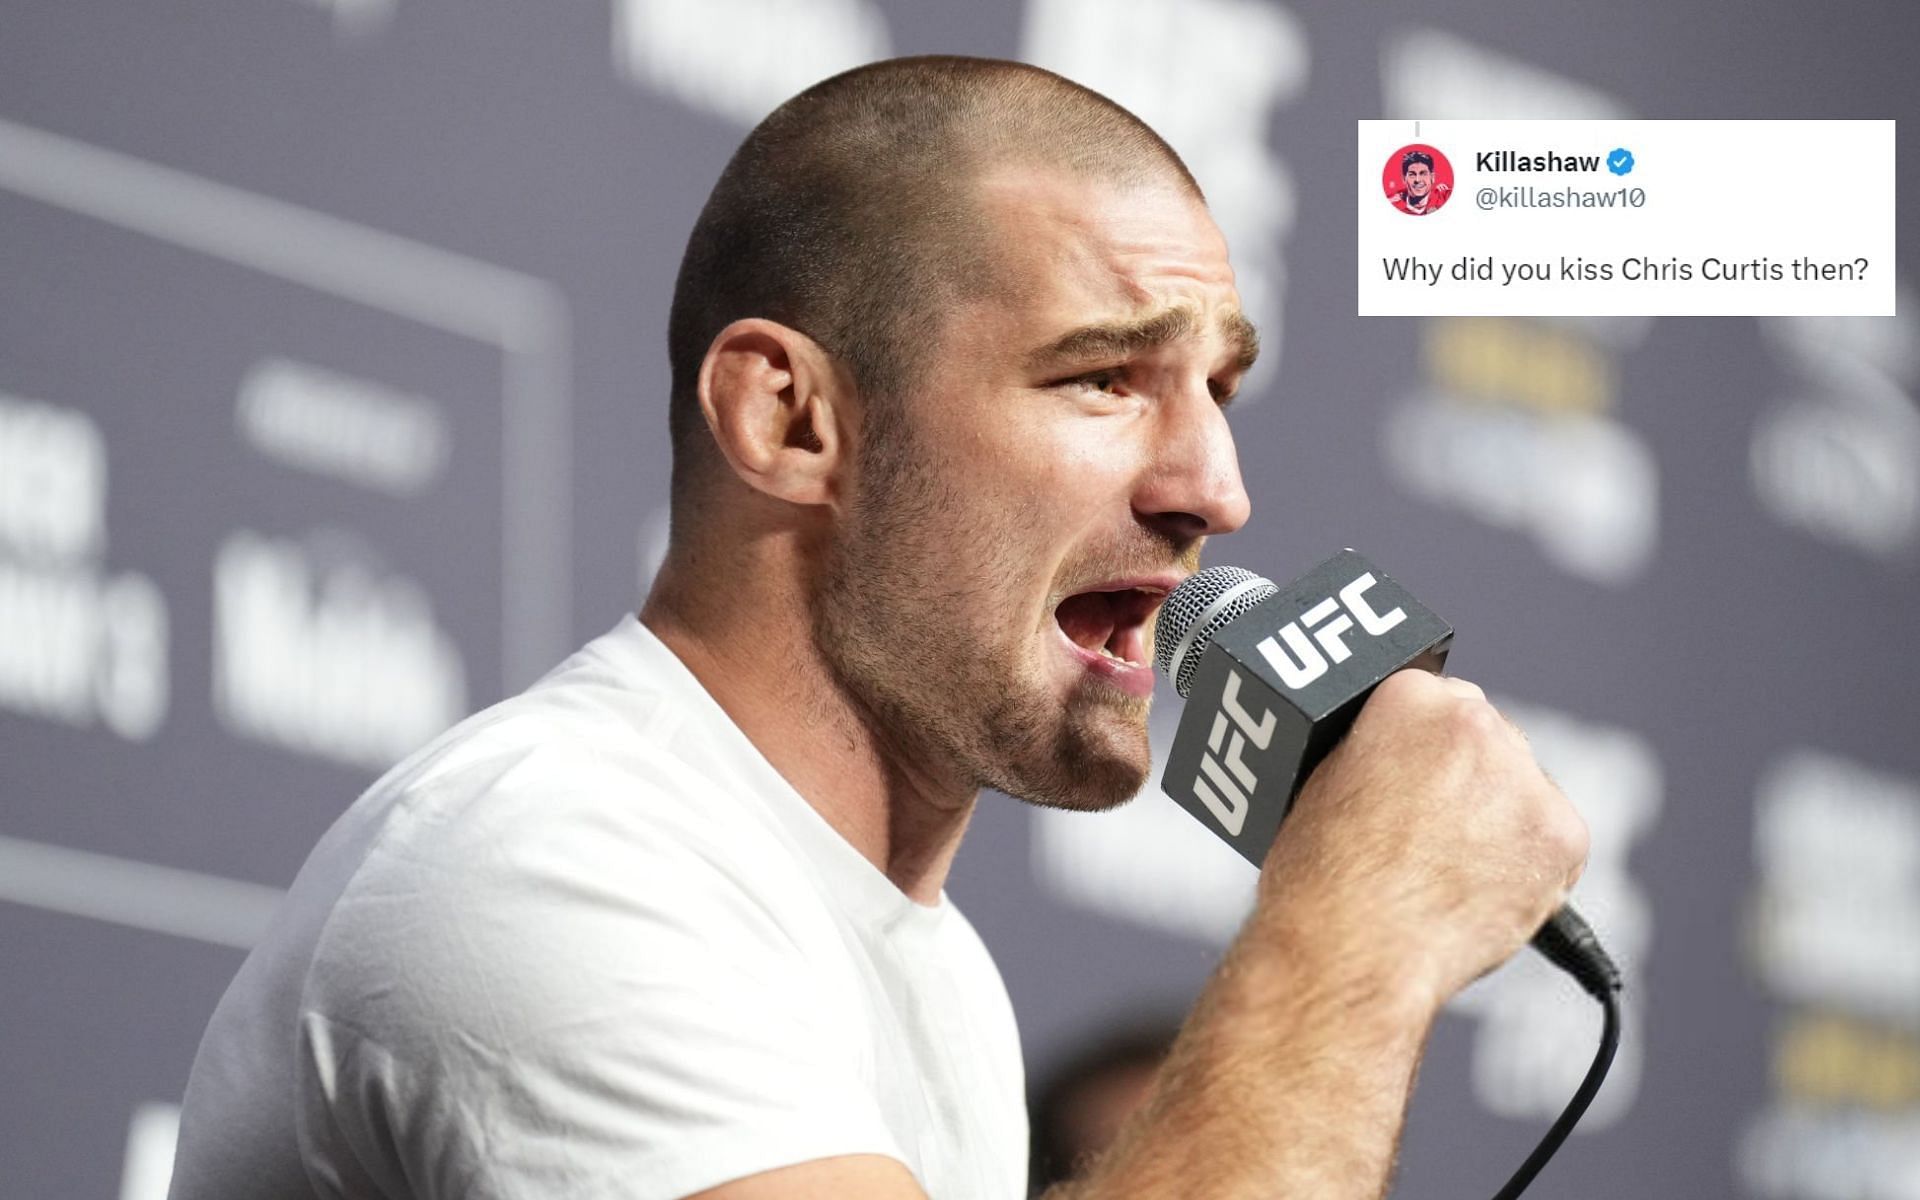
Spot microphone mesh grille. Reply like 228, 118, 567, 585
1155, 565, 1277, 698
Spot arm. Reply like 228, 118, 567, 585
688, 1157, 930, 1200
1050, 670, 1589, 1200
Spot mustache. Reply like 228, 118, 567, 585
1052, 533, 1206, 602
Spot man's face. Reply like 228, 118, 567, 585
1404, 161, 1432, 199
814, 167, 1254, 812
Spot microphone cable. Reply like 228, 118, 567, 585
1488, 910, 1625, 1200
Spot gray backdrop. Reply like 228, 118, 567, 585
3, 2, 1916, 1197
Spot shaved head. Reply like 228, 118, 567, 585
664, 55, 1202, 508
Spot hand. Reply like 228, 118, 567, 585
1252, 669, 1590, 1009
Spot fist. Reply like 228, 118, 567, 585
1254, 669, 1590, 1006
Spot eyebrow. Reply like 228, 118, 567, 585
1028, 307, 1261, 376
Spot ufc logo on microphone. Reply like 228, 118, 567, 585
1255, 573, 1406, 690
1190, 669, 1274, 836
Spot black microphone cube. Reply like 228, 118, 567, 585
1160, 550, 1453, 867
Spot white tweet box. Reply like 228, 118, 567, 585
1357, 120, 1895, 316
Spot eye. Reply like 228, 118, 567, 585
1054, 370, 1127, 396
1209, 377, 1239, 408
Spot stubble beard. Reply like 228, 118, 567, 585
811, 418, 1153, 814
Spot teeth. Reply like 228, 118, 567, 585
1095, 644, 1143, 667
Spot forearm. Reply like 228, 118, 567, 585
1047, 671, 1588, 1199
1045, 910, 1438, 1200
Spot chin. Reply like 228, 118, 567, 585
993, 701, 1154, 813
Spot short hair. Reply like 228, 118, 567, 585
664, 55, 1201, 501
1401, 150, 1435, 174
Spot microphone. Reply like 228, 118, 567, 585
1154, 549, 1621, 1000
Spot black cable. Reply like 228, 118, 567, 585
1532, 907, 1624, 1001
1488, 984, 1623, 1200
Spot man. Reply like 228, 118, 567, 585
1391, 149, 1448, 214
172, 56, 1585, 1200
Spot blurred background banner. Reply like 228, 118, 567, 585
1, 3, 1914, 1197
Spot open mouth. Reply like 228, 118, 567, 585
1053, 586, 1165, 670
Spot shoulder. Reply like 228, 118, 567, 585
291, 723, 896, 1197
298, 617, 859, 1037
306, 720, 834, 1035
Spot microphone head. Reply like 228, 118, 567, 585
1154, 565, 1278, 698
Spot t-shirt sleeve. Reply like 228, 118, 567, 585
293, 748, 902, 1200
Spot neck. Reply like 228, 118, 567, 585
641, 546, 976, 906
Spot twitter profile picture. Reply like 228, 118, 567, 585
1384, 144, 1453, 216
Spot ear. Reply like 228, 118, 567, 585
697, 319, 849, 510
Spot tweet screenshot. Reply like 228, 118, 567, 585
1357, 120, 1895, 316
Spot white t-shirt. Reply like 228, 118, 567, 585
171, 616, 1028, 1200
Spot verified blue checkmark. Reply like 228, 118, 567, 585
1607, 148, 1635, 175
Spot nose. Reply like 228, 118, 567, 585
1132, 387, 1252, 543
